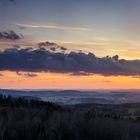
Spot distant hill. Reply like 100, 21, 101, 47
0, 89, 140, 105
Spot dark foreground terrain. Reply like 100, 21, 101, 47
0, 95, 140, 140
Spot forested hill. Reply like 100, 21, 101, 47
0, 95, 140, 139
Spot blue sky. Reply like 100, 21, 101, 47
0, 0, 140, 58
0, 0, 140, 89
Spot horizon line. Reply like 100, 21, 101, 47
0, 88, 140, 91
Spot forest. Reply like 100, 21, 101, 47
0, 95, 140, 140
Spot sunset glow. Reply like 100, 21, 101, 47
0, 71, 139, 89
0, 0, 140, 89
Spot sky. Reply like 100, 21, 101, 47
0, 0, 140, 89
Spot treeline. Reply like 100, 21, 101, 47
0, 95, 140, 140
0, 94, 61, 109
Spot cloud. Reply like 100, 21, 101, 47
60, 46, 67, 51
38, 41, 57, 48
38, 41, 67, 52
0, 44, 140, 76
16, 72, 38, 77
16, 23, 91, 32
0, 30, 22, 41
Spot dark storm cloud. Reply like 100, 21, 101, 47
0, 46, 140, 76
0, 30, 22, 41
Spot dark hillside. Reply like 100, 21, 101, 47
0, 95, 140, 140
